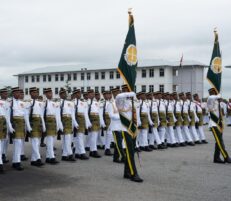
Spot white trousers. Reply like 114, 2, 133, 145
46, 136, 55, 158
159, 127, 166, 143
21, 140, 25, 155
0, 140, 3, 165
74, 133, 86, 154
1, 137, 8, 155
190, 126, 200, 142
89, 131, 98, 151
97, 130, 104, 146
105, 130, 113, 149
31, 137, 41, 161
203, 115, 209, 124
148, 130, 155, 145
138, 129, 148, 147
227, 116, 231, 125
167, 126, 176, 144
197, 126, 206, 141
174, 126, 185, 143
61, 134, 73, 156
13, 139, 23, 163
182, 126, 193, 142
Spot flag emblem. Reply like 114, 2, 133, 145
124, 44, 137, 66
211, 57, 222, 74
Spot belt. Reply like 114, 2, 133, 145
46, 115, 55, 118
0, 115, 5, 118
62, 114, 71, 117
141, 112, 148, 115
77, 113, 84, 115
32, 114, 40, 118
13, 116, 24, 119
90, 113, 99, 115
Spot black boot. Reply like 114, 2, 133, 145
104, 149, 113, 156
90, 151, 101, 158
130, 174, 143, 183
12, 163, 24, 171
224, 157, 231, 164
213, 158, 225, 164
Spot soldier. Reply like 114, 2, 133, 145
72, 89, 91, 160
87, 89, 105, 158
0, 88, 13, 173
137, 92, 153, 151
102, 91, 113, 156
207, 88, 231, 163
179, 93, 194, 146
165, 93, 178, 147
147, 92, 163, 149
156, 92, 167, 147
227, 98, 231, 126
26, 87, 46, 167
0, 88, 10, 164
115, 84, 143, 182
186, 92, 201, 144
172, 92, 186, 146
108, 87, 125, 163
59, 88, 78, 162
43, 88, 61, 164
9, 87, 32, 171
193, 93, 208, 144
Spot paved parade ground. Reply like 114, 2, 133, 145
1, 126, 231, 201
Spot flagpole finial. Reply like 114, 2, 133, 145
214, 27, 217, 33
128, 8, 134, 26
128, 8, 133, 14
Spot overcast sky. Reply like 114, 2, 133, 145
0, 0, 230, 97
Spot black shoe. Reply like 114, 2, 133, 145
170, 143, 177, 148
225, 157, 231, 164
187, 142, 195, 146
144, 146, 153, 152
179, 143, 186, 147
80, 154, 89, 160
50, 158, 59, 164
201, 140, 208, 144
135, 147, 141, 152
85, 147, 90, 152
149, 145, 157, 150
139, 146, 145, 151
90, 151, 101, 158
214, 158, 225, 164
97, 145, 105, 150
75, 154, 81, 159
157, 144, 165, 149
0, 164, 4, 174
40, 143, 46, 147
62, 156, 69, 161
21, 155, 28, 161
195, 141, 202, 144
104, 149, 113, 156
110, 142, 115, 148
2, 154, 9, 164
12, 163, 24, 171
45, 158, 51, 163
68, 155, 76, 162
130, 174, 143, 183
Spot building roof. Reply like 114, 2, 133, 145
16, 59, 206, 76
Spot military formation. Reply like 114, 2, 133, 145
0, 86, 231, 182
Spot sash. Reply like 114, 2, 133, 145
119, 113, 137, 138
210, 111, 223, 133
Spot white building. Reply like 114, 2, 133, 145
16, 59, 206, 99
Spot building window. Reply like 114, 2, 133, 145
25, 88, 28, 95
142, 69, 146, 78
149, 69, 154, 77
81, 73, 84, 80
25, 76, 28, 83
55, 88, 58, 95
37, 88, 40, 95
101, 86, 105, 92
31, 76, 35, 83
173, 69, 178, 76
68, 74, 71, 81
48, 75, 51, 82
160, 68, 165, 77
159, 85, 164, 92
87, 72, 91, 80
87, 86, 91, 91
73, 87, 77, 91
36, 75, 40, 82
109, 86, 113, 91
116, 71, 120, 79
95, 86, 99, 92
55, 74, 59, 81
141, 85, 146, 92
149, 85, 154, 92
68, 87, 71, 93
95, 72, 99, 80
73, 73, 77, 81
109, 71, 114, 79
60, 74, 64, 81
173, 85, 178, 92
43, 75, 46, 82
101, 72, 105, 79
81, 87, 84, 92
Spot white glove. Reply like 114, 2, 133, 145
87, 123, 92, 128
101, 123, 106, 128
9, 127, 15, 133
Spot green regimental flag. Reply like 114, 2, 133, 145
117, 11, 137, 92
207, 30, 222, 93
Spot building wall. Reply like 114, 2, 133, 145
18, 65, 204, 99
